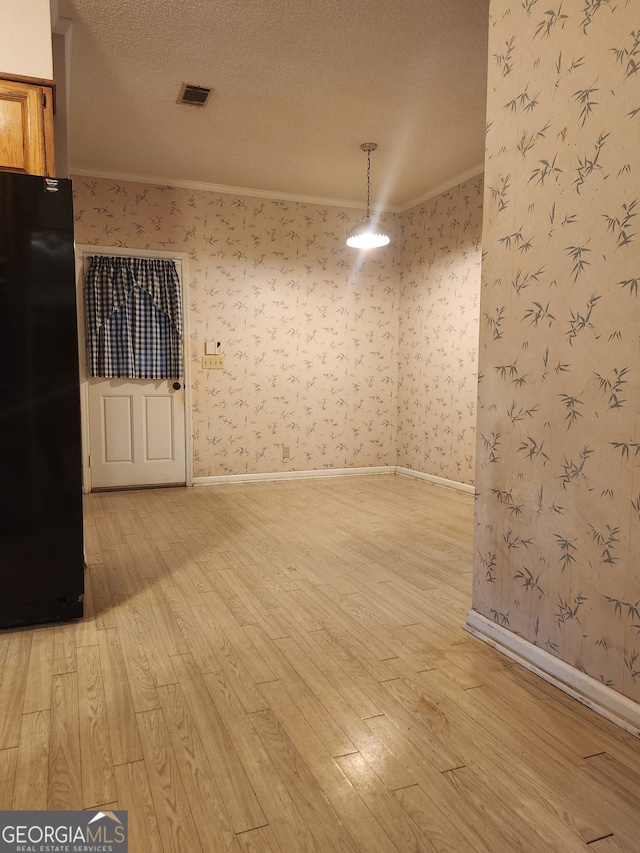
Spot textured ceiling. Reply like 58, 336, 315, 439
58, 0, 490, 209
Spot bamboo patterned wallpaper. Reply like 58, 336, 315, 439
397, 177, 483, 484
72, 175, 482, 480
474, 0, 640, 702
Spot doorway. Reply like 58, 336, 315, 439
75, 246, 191, 491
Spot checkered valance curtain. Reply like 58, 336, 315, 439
85, 255, 183, 379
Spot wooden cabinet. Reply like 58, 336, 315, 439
0, 75, 56, 177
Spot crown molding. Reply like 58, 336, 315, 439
70, 164, 486, 214
70, 168, 401, 213
399, 162, 485, 213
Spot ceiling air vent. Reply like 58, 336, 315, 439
177, 83, 212, 107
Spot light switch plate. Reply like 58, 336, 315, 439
202, 355, 224, 369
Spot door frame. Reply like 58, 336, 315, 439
75, 244, 192, 493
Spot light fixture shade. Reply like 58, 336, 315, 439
346, 220, 391, 249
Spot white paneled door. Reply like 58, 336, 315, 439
88, 378, 186, 489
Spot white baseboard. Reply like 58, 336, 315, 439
193, 465, 475, 491
395, 467, 476, 494
193, 465, 395, 487
464, 609, 640, 738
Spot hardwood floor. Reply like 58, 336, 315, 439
1, 473, 640, 851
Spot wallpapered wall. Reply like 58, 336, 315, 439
72, 174, 483, 482
474, 0, 640, 702
397, 178, 483, 483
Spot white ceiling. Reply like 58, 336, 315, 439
57, 0, 490, 210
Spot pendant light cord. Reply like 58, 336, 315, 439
366, 149, 371, 220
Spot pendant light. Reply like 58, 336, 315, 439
346, 142, 390, 249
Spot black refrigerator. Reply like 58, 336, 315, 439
0, 173, 84, 628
